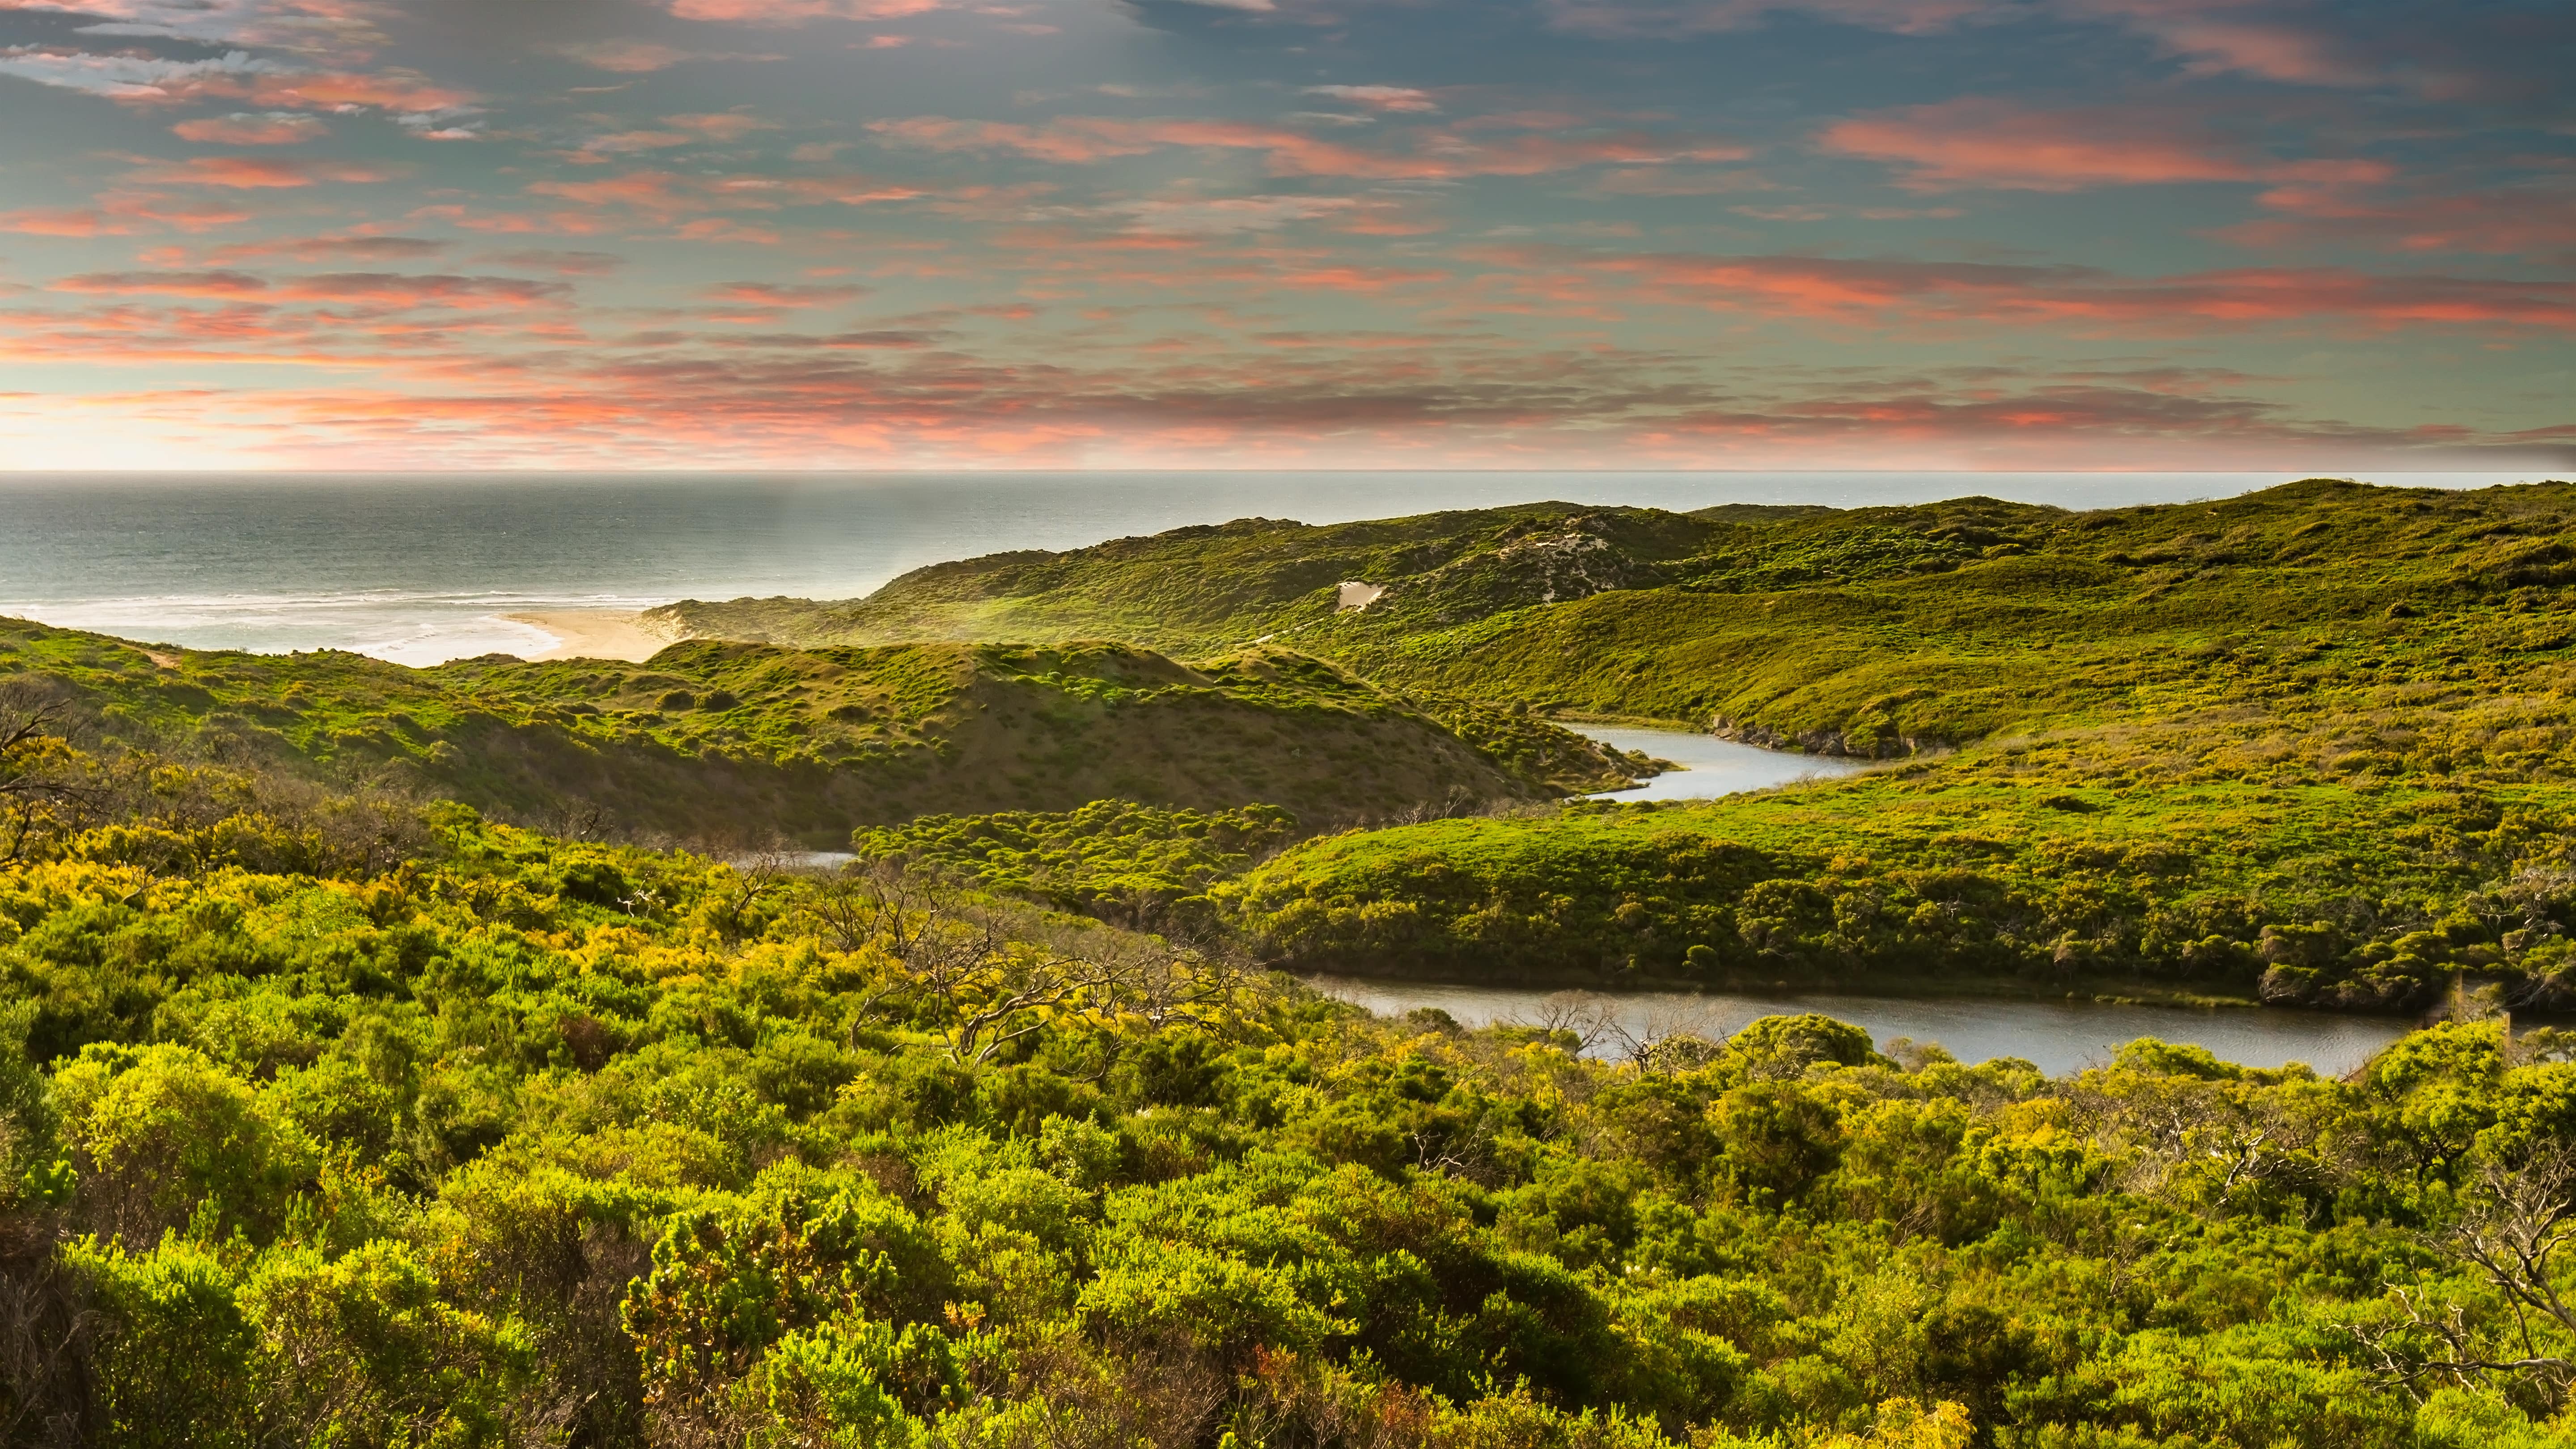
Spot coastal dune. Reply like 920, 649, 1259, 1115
505, 610, 677, 663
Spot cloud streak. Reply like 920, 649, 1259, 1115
0, 0, 2559, 468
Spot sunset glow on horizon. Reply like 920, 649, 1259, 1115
0, 0, 2569, 471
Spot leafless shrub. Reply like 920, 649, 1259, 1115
2350, 1144, 2576, 1404
798, 862, 1252, 1063
1521, 992, 1624, 1055
975, 1333, 1230, 1449
0, 1210, 94, 1449
1606, 999, 1735, 1074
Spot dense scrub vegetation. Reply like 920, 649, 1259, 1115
12, 711, 2576, 1447
852, 800, 1301, 934
0, 626, 1636, 847
1225, 726, 2576, 1007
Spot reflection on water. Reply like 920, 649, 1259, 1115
1571, 724, 1871, 801
1306, 975, 2411, 1077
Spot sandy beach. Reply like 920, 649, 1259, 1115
504, 610, 676, 663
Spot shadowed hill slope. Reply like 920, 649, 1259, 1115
0, 623, 1640, 844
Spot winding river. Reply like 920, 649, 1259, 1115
800, 725, 2419, 1075
1576, 722, 1872, 800
1338, 723, 2408, 1075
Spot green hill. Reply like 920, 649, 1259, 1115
646, 479, 2576, 1008
641, 501, 1764, 657
0, 622, 1641, 845
1207, 482, 2576, 1006
655, 479, 2576, 754
1223, 720, 2576, 1007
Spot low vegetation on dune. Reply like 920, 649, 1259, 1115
0, 623, 1640, 846
8, 709, 2576, 1445
641, 503, 1756, 659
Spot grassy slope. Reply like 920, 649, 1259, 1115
659, 479, 2576, 1007
655, 480, 2576, 752
1227, 483, 2576, 1005
643, 503, 1763, 657
1224, 723, 2576, 1006
0, 623, 1637, 844
29, 480, 2575, 1005
1315, 483, 2576, 752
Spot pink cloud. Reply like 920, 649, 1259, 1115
550, 40, 693, 72
0, 190, 254, 235
703, 281, 869, 305
46, 269, 573, 309
674, 218, 784, 244
201, 235, 449, 263
132, 156, 400, 189
1304, 85, 1439, 113
238, 70, 474, 113
53, 270, 270, 298
0, 207, 138, 238
2219, 179, 2576, 259
1820, 99, 2391, 192
1528, 249, 2576, 332
869, 114, 1749, 179
527, 171, 703, 213
1543, 0, 1994, 38
666, 112, 776, 140
2065, 0, 2390, 88
171, 113, 330, 145
475, 249, 628, 274
666, 0, 942, 24
14, 340, 2554, 473
411, 206, 624, 236
273, 274, 576, 308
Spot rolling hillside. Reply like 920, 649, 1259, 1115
0, 623, 1641, 845
654, 479, 2576, 755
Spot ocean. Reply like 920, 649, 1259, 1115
0, 470, 2545, 665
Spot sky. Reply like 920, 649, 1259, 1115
0, 0, 2569, 470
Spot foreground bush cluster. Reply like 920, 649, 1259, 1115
6, 730, 2576, 1446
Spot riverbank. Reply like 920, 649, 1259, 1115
504, 610, 674, 663
1566, 722, 1872, 801
1303, 957, 2273, 1010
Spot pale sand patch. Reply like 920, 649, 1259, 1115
1336, 580, 1385, 611
506, 610, 676, 663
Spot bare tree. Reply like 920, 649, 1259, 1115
2065, 1068, 2322, 1212
799, 862, 1249, 1064
1522, 991, 1625, 1055
1591, 997, 1733, 1073
797, 859, 962, 960
0, 689, 103, 865
2349, 1145, 2576, 1402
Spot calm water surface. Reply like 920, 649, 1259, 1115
0, 470, 2516, 665
1575, 724, 1871, 799
1308, 976, 2411, 1076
